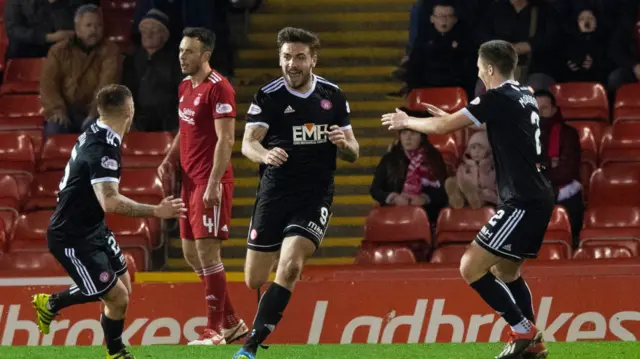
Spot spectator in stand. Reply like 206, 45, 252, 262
122, 9, 181, 132
560, 7, 611, 83
535, 90, 583, 245
370, 128, 448, 224
40, 5, 120, 136
477, 0, 562, 93
607, 1, 640, 96
404, 1, 476, 97
445, 130, 498, 209
3, 0, 85, 59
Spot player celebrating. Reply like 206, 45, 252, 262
232, 27, 359, 359
157, 27, 247, 345
31, 85, 186, 359
382, 40, 553, 359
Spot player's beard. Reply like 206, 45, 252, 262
285, 69, 311, 90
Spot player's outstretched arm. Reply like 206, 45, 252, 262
93, 181, 186, 219
381, 108, 473, 135
241, 125, 288, 166
329, 126, 359, 163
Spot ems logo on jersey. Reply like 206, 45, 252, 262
320, 99, 333, 110
292, 123, 329, 145
101, 157, 119, 171
247, 103, 262, 115
216, 103, 233, 114
471, 97, 481, 105
194, 95, 202, 106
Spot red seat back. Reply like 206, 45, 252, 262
407, 87, 468, 113
0, 174, 20, 211
0, 132, 35, 173
543, 206, 572, 248
537, 242, 569, 260
573, 245, 634, 259
363, 206, 431, 245
355, 246, 416, 265
588, 167, 640, 208
39, 134, 77, 171
600, 122, 640, 165
25, 171, 62, 211
0, 94, 43, 118
614, 83, 640, 123
1, 58, 44, 94
0, 251, 66, 273
121, 132, 173, 168
11, 211, 51, 250
436, 207, 495, 245
119, 168, 166, 203
430, 244, 467, 264
551, 82, 609, 122
581, 239, 640, 256
566, 121, 603, 166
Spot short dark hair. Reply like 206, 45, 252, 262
277, 27, 320, 54
478, 40, 518, 77
534, 89, 557, 107
96, 85, 132, 115
75, 4, 102, 22
183, 27, 216, 53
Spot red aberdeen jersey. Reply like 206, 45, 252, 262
178, 71, 236, 185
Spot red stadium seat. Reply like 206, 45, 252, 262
0, 58, 44, 95
0, 174, 20, 212
573, 245, 634, 260
105, 214, 152, 270
580, 206, 640, 242
39, 134, 77, 171
435, 207, 495, 245
25, 171, 62, 211
600, 122, 640, 165
0, 132, 35, 173
0, 22, 5, 73
0, 94, 43, 118
0, 251, 66, 273
104, 19, 134, 53
580, 239, 640, 256
537, 242, 570, 260
551, 82, 609, 122
614, 83, 640, 123
363, 206, 431, 261
428, 132, 459, 174
0, 208, 17, 243
587, 167, 640, 208
566, 121, 604, 168
407, 87, 468, 113
9, 211, 50, 251
580, 161, 594, 203
355, 246, 416, 265
430, 244, 467, 264
121, 132, 174, 168
543, 206, 572, 249
119, 168, 166, 247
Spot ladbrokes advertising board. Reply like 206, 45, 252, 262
0, 262, 638, 346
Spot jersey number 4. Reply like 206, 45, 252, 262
530, 112, 541, 155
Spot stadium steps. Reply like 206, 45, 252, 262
165, 0, 410, 271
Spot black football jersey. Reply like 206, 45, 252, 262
462, 80, 553, 206
48, 121, 122, 245
245, 75, 351, 195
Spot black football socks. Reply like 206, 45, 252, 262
506, 276, 535, 322
47, 286, 100, 312
101, 312, 126, 355
243, 282, 292, 353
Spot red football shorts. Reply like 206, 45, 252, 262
180, 181, 233, 240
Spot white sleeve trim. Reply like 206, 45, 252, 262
461, 108, 482, 126
245, 122, 269, 129
91, 177, 120, 185
340, 125, 352, 131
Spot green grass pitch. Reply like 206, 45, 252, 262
0, 342, 638, 359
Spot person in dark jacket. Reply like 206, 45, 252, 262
3, 0, 85, 59
406, 0, 476, 96
535, 90, 583, 245
122, 9, 182, 132
370, 128, 449, 224
560, 7, 611, 83
607, 1, 640, 96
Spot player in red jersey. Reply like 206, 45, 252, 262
158, 27, 248, 345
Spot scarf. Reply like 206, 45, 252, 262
402, 148, 427, 196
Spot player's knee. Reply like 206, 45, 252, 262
245, 275, 266, 290
279, 259, 303, 285
459, 254, 481, 284
490, 266, 520, 283
183, 251, 200, 269
104, 287, 129, 313
196, 240, 222, 266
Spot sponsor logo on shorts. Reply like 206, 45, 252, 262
247, 103, 262, 115
101, 157, 118, 171
320, 99, 332, 110
292, 123, 328, 145
216, 103, 233, 114
480, 226, 493, 238
99, 272, 110, 283
307, 221, 323, 237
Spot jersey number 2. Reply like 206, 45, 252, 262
530, 112, 541, 155
59, 146, 78, 191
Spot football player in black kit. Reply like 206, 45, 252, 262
233, 27, 359, 359
382, 40, 553, 359
31, 85, 186, 359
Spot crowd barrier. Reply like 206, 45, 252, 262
0, 260, 638, 346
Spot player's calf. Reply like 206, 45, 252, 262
101, 280, 131, 356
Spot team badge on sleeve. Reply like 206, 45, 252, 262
216, 103, 233, 114
248, 103, 262, 115
101, 157, 118, 171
